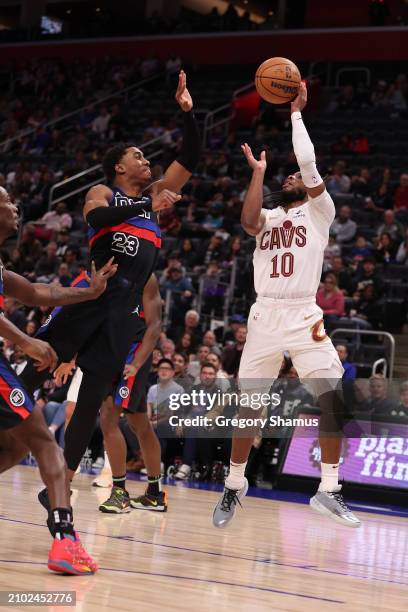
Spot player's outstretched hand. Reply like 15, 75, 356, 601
241, 143, 267, 173
23, 338, 58, 372
54, 359, 76, 385
175, 70, 193, 112
152, 189, 182, 212
87, 258, 118, 298
123, 363, 138, 380
291, 81, 307, 113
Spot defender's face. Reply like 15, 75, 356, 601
0, 187, 19, 236
116, 147, 152, 183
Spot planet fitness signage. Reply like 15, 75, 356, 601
281, 416, 408, 488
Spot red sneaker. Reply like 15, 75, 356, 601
48, 534, 98, 575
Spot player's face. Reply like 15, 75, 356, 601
281, 172, 307, 204
118, 147, 152, 183
0, 187, 19, 237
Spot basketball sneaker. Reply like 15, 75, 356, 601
130, 490, 168, 512
99, 487, 131, 514
212, 478, 248, 528
310, 486, 361, 527
48, 533, 98, 575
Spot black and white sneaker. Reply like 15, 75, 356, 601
212, 478, 248, 528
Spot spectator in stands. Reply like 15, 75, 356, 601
324, 234, 342, 269
316, 273, 345, 327
36, 201, 73, 237
369, 167, 394, 211
375, 232, 398, 264
165, 55, 182, 82
56, 228, 70, 258
4, 298, 26, 331
169, 309, 202, 351
331, 256, 354, 295
350, 235, 374, 262
272, 362, 315, 416
351, 168, 373, 197
179, 238, 197, 268
160, 337, 176, 360
187, 344, 211, 381
195, 232, 225, 267
331, 205, 357, 243
394, 173, 408, 209
396, 227, 408, 263
55, 262, 72, 287
173, 352, 194, 391
376, 209, 404, 242
349, 132, 370, 155
176, 332, 194, 356
388, 73, 408, 112
202, 330, 221, 356
335, 344, 357, 380
391, 381, 408, 419
216, 313, 246, 344
349, 285, 381, 329
222, 324, 247, 377
327, 161, 351, 195
201, 261, 227, 317
352, 257, 384, 298
206, 352, 230, 389
160, 264, 194, 325
34, 241, 59, 280
63, 246, 81, 277
92, 106, 111, 139
371, 80, 390, 108
358, 377, 396, 416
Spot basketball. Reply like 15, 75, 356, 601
255, 57, 301, 104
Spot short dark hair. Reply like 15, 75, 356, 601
158, 358, 174, 370
201, 361, 217, 373
102, 142, 136, 182
174, 352, 188, 364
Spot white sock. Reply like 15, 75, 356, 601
319, 462, 339, 492
225, 461, 247, 490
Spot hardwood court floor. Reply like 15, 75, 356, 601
0, 467, 407, 612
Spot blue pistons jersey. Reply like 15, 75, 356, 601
87, 186, 161, 289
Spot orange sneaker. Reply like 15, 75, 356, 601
48, 534, 98, 575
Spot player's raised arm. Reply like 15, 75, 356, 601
290, 82, 325, 199
240, 143, 267, 236
151, 71, 201, 195
123, 274, 162, 380
84, 184, 180, 228
3, 258, 117, 307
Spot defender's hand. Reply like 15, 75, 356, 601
123, 363, 138, 380
241, 143, 267, 172
175, 70, 193, 112
54, 360, 76, 385
291, 81, 307, 113
152, 189, 181, 212
87, 258, 118, 298
23, 338, 58, 372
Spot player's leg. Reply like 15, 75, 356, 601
213, 303, 282, 527
98, 397, 131, 513
7, 404, 97, 574
127, 412, 167, 511
291, 326, 361, 527
0, 430, 29, 472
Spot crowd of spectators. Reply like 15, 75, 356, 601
1, 58, 407, 483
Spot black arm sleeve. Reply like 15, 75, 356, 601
176, 110, 201, 173
86, 199, 152, 229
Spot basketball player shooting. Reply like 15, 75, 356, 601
213, 82, 360, 529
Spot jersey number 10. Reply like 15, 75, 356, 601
270, 253, 294, 278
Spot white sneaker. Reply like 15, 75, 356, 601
310, 486, 361, 527
92, 456, 105, 470
174, 464, 191, 480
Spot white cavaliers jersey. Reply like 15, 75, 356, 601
253, 190, 335, 299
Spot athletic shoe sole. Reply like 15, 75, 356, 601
309, 496, 361, 527
130, 502, 167, 512
48, 560, 95, 575
99, 505, 131, 514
